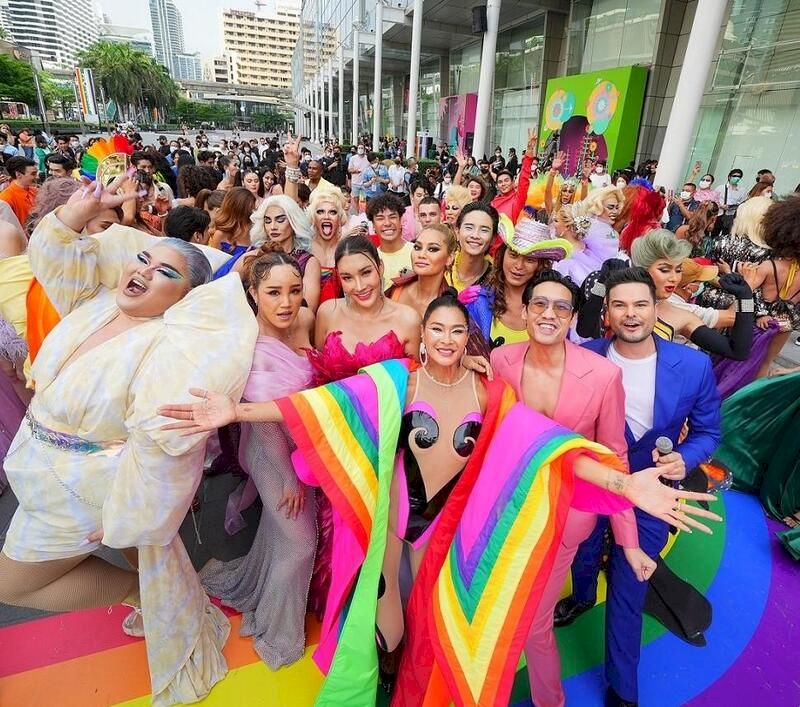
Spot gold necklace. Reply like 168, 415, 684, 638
422, 365, 469, 387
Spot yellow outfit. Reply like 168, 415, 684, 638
379, 241, 413, 289
446, 253, 492, 292
3, 212, 257, 705
0, 254, 31, 338
490, 317, 529, 346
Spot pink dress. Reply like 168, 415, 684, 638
303, 329, 407, 617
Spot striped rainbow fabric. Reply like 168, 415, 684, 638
427, 403, 622, 707
276, 358, 410, 705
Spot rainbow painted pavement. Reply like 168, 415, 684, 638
0, 490, 797, 706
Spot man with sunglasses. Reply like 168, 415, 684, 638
491, 269, 651, 707
557, 266, 721, 707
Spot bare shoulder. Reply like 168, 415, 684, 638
389, 299, 422, 328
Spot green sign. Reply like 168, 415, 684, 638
539, 65, 648, 174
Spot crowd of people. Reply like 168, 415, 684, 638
0, 121, 798, 707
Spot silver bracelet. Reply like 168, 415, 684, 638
285, 166, 302, 183
736, 299, 755, 313
590, 281, 606, 297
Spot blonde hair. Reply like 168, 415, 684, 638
307, 186, 347, 226
580, 185, 626, 218
249, 194, 313, 250
418, 223, 457, 255
557, 203, 592, 239
731, 195, 772, 241
444, 185, 471, 209
631, 228, 692, 268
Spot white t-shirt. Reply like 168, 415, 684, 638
607, 342, 656, 441
349, 154, 370, 188
590, 172, 612, 189
388, 164, 407, 193
668, 293, 720, 347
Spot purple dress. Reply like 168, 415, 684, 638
0, 317, 27, 494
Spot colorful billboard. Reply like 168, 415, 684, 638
539, 65, 648, 175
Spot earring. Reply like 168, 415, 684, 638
419, 342, 428, 365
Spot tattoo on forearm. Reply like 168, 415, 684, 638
607, 472, 626, 494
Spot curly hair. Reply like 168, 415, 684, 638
762, 197, 800, 259
489, 243, 551, 317
176, 165, 219, 199
580, 185, 626, 218
683, 201, 719, 247
241, 247, 302, 292
557, 203, 592, 240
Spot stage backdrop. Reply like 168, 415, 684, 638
539, 65, 647, 176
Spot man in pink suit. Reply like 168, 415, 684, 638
490, 269, 656, 707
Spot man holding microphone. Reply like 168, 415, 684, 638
556, 266, 722, 707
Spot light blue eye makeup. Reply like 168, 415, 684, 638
157, 268, 182, 280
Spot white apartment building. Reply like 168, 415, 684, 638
1, 0, 99, 68
149, 0, 184, 76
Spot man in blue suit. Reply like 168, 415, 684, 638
555, 267, 722, 707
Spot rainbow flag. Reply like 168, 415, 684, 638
395, 402, 625, 707
276, 358, 409, 705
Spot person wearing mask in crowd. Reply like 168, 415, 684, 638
157, 135, 171, 157
478, 159, 496, 199
209, 186, 256, 275
693, 173, 721, 204
491, 146, 506, 173
433, 171, 453, 201
163, 206, 211, 244
714, 168, 746, 232
388, 156, 407, 197
362, 153, 389, 200
467, 217, 570, 347
556, 266, 721, 707
387, 223, 456, 316
417, 195, 442, 229
447, 202, 497, 292
664, 182, 699, 231
675, 201, 720, 257
491, 130, 537, 221
0, 157, 38, 225
45, 153, 76, 180
323, 145, 347, 187
348, 144, 370, 198
589, 160, 612, 189
367, 193, 413, 288
442, 185, 472, 228
505, 147, 519, 178
403, 157, 420, 192
33, 135, 50, 178
132, 150, 176, 203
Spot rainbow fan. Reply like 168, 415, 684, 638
80, 135, 134, 184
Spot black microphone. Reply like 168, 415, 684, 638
656, 436, 674, 488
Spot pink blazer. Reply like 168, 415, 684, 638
491, 340, 637, 547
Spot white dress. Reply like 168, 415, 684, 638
3, 212, 258, 705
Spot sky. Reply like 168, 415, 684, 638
97, 0, 263, 60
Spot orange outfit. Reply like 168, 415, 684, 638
25, 278, 60, 364
0, 181, 37, 226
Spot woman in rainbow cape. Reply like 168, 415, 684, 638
159, 297, 719, 707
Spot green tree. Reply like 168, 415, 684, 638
39, 73, 76, 118
0, 54, 38, 116
174, 98, 234, 127
77, 41, 179, 122
252, 109, 292, 131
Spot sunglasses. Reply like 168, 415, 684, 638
527, 296, 573, 319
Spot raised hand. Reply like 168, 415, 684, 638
455, 147, 467, 168
157, 388, 237, 435
526, 128, 538, 156
551, 150, 566, 172
283, 134, 302, 168
625, 464, 721, 534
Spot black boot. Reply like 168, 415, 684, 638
553, 596, 595, 627
604, 686, 638, 707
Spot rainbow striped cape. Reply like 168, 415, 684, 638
276, 358, 409, 705
393, 401, 625, 707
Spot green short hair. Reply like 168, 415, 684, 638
630, 228, 691, 268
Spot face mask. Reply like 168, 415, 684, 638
764, 190, 773, 198
693, 283, 705, 299
444, 176, 451, 183
357, 148, 365, 155
729, 176, 741, 184
70, 141, 79, 148
680, 190, 692, 200
616, 180, 626, 188
595, 166, 604, 174
699, 180, 711, 188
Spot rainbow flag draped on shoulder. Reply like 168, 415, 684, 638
394, 402, 626, 707
276, 358, 409, 705
278, 361, 624, 707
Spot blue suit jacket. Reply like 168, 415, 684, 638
582, 336, 721, 473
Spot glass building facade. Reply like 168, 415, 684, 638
294, 0, 800, 191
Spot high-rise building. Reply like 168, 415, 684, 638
222, 3, 326, 89
149, 0, 184, 76
99, 17, 154, 56
174, 52, 202, 81
204, 53, 239, 84
1, 0, 99, 68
